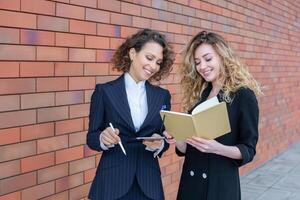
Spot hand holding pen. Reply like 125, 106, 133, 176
100, 123, 126, 155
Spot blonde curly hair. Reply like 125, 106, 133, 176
180, 31, 262, 111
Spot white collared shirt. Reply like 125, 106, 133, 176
100, 73, 164, 157
124, 72, 147, 132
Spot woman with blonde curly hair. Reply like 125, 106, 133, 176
165, 31, 262, 200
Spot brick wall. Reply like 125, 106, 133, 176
0, 0, 300, 199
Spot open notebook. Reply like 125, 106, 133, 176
160, 97, 231, 141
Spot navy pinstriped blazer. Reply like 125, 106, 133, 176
87, 74, 171, 200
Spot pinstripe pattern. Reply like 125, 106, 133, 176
87, 75, 171, 200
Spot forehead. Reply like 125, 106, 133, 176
194, 43, 216, 57
139, 42, 163, 59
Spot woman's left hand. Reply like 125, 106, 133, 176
143, 133, 163, 151
186, 136, 224, 154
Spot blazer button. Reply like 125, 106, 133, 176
202, 173, 207, 179
189, 170, 195, 176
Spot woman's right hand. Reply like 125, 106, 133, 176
163, 131, 176, 144
100, 127, 120, 146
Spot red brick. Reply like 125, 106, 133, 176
0, 95, 20, 112
0, 192, 21, 200
70, 0, 97, 8
120, 26, 139, 38
56, 32, 84, 48
84, 63, 109, 76
0, 10, 36, 29
84, 144, 98, 157
0, 160, 20, 179
21, 93, 54, 109
37, 77, 68, 92
37, 46, 68, 61
69, 103, 90, 118
37, 135, 68, 154
21, 123, 54, 141
69, 183, 91, 200
84, 168, 96, 183
20, 62, 54, 77
85, 35, 110, 49
56, 91, 84, 106
0, 27, 19, 44
0, 62, 19, 77
69, 131, 87, 147
96, 49, 114, 62
69, 156, 95, 175
132, 16, 151, 29
167, 23, 182, 34
151, 20, 167, 32
121, 2, 141, 16
69, 77, 95, 90
97, 0, 120, 12
0, 110, 36, 129
142, 7, 159, 19
85, 90, 93, 103
55, 146, 84, 164
0, 45, 35, 61
0, 141, 36, 162
0, 127, 20, 146
109, 38, 123, 50
21, 0, 55, 15
40, 191, 68, 200
21, 152, 55, 173
111, 13, 132, 26
38, 15, 69, 32
70, 19, 96, 35
69, 48, 96, 62
0, 172, 36, 196
21, 30, 55, 46
85, 8, 110, 23
0, 0, 20, 11
56, 173, 83, 192
55, 118, 84, 135
97, 24, 121, 37
152, 0, 167, 10
22, 182, 55, 200
38, 163, 68, 184
56, 3, 85, 20
37, 106, 69, 123
55, 62, 83, 76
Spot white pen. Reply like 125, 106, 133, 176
109, 123, 127, 156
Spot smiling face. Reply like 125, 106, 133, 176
128, 41, 163, 82
194, 43, 222, 86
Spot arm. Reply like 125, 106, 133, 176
186, 88, 259, 165
86, 85, 106, 152
234, 88, 259, 166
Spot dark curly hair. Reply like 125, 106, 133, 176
111, 29, 174, 81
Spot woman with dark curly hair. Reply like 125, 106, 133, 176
87, 29, 174, 200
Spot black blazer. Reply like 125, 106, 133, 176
87, 75, 171, 200
176, 84, 259, 200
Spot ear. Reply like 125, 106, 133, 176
129, 48, 136, 61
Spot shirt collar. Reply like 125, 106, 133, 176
124, 72, 146, 89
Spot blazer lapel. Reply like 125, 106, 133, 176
106, 75, 135, 131
139, 82, 162, 130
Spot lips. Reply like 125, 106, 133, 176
144, 68, 154, 76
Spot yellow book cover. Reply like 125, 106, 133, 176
160, 97, 231, 141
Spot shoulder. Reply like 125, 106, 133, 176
234, 87, 257, 101
148, 82, 171, 96
94, 76, 122, 91
233, 87, 258, 110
